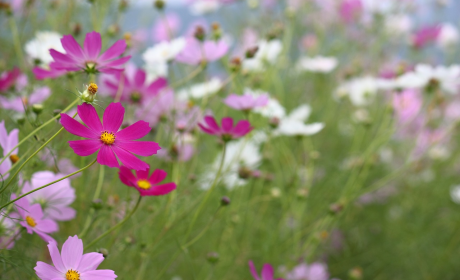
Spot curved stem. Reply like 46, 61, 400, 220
0, 111, 79, 193
184, 143, 226, 240
0, 98, 79, 168
183, 206, 222, 249
79, 165, 105, 238
0, 159, 97, 211
84, 194, 142, 250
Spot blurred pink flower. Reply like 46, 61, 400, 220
0, 211, 20, 249
287, 262, 331, 280
33, 64, 67, 80
0, 67, 21, 92
22, 171, 76, 221
103, 64, 167, 103
12, 195, 57, 243
392, 89, 423, 124
157, 142, 195, 162
0, 120, 18, 180
224, 93, 269, 111
339, 0, 363, 23
152, 13, 181, 42
176, 38, 229, 65
136, 88, 183, 128
0, 86, 50, 112
60, 102, 160, 170
34, 235, 117, 280
119, 166, 176, 196
412, 25, 441, 49
413, 128, 449, 159
198, 116, 252, 141
249, 261, 284, 280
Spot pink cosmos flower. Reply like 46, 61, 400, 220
22, 171, 76, 221
0, 86, 51, 112
13, 195, 58, 243
60, 102, 161, 171
34, 235, 117, 280
45, 31, 131, 75
176, 38, 229, 65
0, 212, 21, 249
152, 13, 181, 42
0, 67, 21, 92
119, 166, 176, 196
157, 142, 195, 162
249, 261, 284, 280
136, 88, 183, 127
287, 262, 335, 280
33, 64, 67, 80
198, 116, 252, 141
412, 25, 441, 49
224, 93, 269, 111
339, 0, 363, 23
392, 89, 423, 124
0, 120, 19, 180
103, 64, 167, 103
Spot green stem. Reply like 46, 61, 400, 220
79, 165, 105, 238
84, 194, 142, 250
0, 159, 97, 211
183, 206, 222, 249
0, 98, 79, 169
184, 143, 227, 240
9, 17, 25, 69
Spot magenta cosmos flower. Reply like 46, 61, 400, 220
60, 102, 161, 171
176, 38, 229, 65
412, 25, 441, 49
0, 67, 21, 92
224, 93, 269, 111
198, 116, 252, 141
43, 31, 130, 75
35, 235, 117, 280
103, 64, 167, 103
249, 261, 284, 280
339, 0, 363, 24
119, 166, 176, 196
12, 195, 58, 243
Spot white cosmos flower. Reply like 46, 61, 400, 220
142, 38, 186, 79
243, 40, 283, 72
253, 93, 286, 119
384, 14, 413, 36
176, 78, 222, 101
436, 23, 459, 49
450, 185, 460, 204
25, 31, 64, 68
274, 104, 324, 136
335, 76, 388, 106
189, 0, 221, 15
296, 56, 338, 73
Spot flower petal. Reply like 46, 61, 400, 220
249, 261, 260, 280
134, 68, 146, 86
69, 140, 102, 156
99, 56, 131, 69
46, 206, 76, 221
233, 120, 252, 136
60, 114, 99, 139
61, 34, 85, 61
149, 169, 167, 184
61, 235, 83, 270
47, 241, 66, 273
221, 117, 234, 133
203, 116, 220, 132
111, 145, 148, 171
116, 121, 151, 141
118, 166, 137, 187
261, 264, 274, 280
115, 141, 161, 156
84, 31, 102, 61
138, 182, 176, 196
80, 269, 117, 280
34, 230, 56, 247
99, 40, 127, 62
78, 252, 104, 272
103, 103, 124, 133
35, 261, 63, 280
78, 103, 103, 132
135, 167, 150, 180
35, 218, 59, 233
97, 145, 119, 168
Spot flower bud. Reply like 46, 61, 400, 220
238, 166, 252, 179
97, 248, 109, 258
71, 22, 81, 37
154, 0, 165, 10
206, 252, 219, 264
211, 22, 222, 41
9, 154, 19, 164
32, 104, 44, 115
80, 83, 98, 104
269, 117, 280, 129
91, 199, 103, 210
194, 26, 206, 42
230, 57, 242, 73
245, 46, 259, 59
221, 196, 231, 206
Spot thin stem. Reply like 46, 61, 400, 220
0, 98, 80, 168
9, 17, 25, 69
0, 159, 97, 211
79, 165, 105, 238
84, 194, 142, 250
183, 206, 222, 249
184, 143, 227, 240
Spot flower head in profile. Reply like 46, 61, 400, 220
13, 195, 58, 243
34, 235, 117, 280
119, 166, 176, 196
41, 31, 130, 75
224, 92, 269, 112
60, 102, 161, 170
198, 116, 252, 141
249, 261, 284, 280
0, 120, 19, 180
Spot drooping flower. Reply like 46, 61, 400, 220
224, 92, 269, 111
22, 171, 76, 221
119, 166, 176, 196
0, 120, 19, 180
198, 116, 252, 141
249, 261, 284, 280
13, 195, 58, 243
25, 31, 65, 68
103, 64, 167, 103
0, 212, 21, 249
34, 235, 117, 280
274, 105, 324, 137
41, 31, 130, 75
0, 86, 50, 112
176, 37, 229, 65
0, 67, 22, 93
60, 102, 161, 170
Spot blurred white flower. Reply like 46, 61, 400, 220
25, 31, 64, 68
142, 38, 186, 79
436, 23, 459, 49
189, 0, 221, 15
296, 56, 338, 73
274, 104, 324, 136
177, 78, 222, 101
253, 94, 286, 119
384, 14, 413, 36
243, 40, 283, 72
335, 76, 387, 106
450, 185, 460, 204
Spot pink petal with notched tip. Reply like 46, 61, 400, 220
69, 140, 102, 156
111, 145, 148, 171
61, 236, 83, 271
115, 141, 160, 157
77, 103, 103, 132
97, 145, 119, 168
99, 40, 127, 62
84, 31, 102, 61
118, 166, 137, 187
116, 121, 151, 141
102, 103, 124, 132
233, 120, 252, 136
34, 230, 56, 244
198, 123, 216, 135
61, 114, 100, 139
34, 261, 63, 279
78, 252, 105, 272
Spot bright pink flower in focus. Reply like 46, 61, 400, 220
13, 195, 58, 243
60, 102, 161, 171
224, 93, 269, 111
119, 166, 176, 196
104, 64, 167, 103
339, 0, 362, 23
44, 31, 131, 75
176, 38, 229, 65
198, 116, 252, 141
249, 261, 284, 280
0, 67, 21, 92
34, 235, 117, 280
412, 25, 441, 49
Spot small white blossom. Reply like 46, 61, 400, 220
25, 31, 64, 68
296, 56, 338, 73
177, 78, 222, 101
274, 104, 324, 136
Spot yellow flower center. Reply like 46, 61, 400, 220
65, 269, 80, 280
137, 179, 151, 190
100, 131, 116, 145
87, 83, 98, 95
25, 216, 36, 227
9, 154, 19, 164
